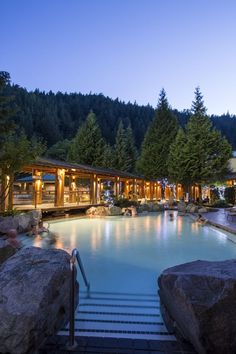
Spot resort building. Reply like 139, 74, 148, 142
1, 154, 236, 213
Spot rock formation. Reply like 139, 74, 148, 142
0, 246, 75, 354
0, 239, 17, 264
158, 259, 236, 354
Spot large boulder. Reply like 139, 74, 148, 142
86, 206, 109, 216
0, 210, 42, 234
107, 206, 122, 216
198, 207, 208, 213
158, 260, 236, 354
0, 216, 18, 234
16, 210, 41, 232
0, 239, 17, 264
178, 201, 186, 213
0, 246, 75, 354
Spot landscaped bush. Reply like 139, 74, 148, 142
114, 197, 139, 208
0, 209, 21, 217
224, 187, 236, 205
210, 188, 220, 204
211, 200, 231, 208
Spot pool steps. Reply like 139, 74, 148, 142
58, 291, 176, 341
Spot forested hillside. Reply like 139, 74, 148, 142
3, 84, 236, 150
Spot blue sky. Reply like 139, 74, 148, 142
1, 0, 236, 114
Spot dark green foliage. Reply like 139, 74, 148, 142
137, 89, 178, 178
168, 127, 188, 184
1, 132, 46, 176
224, 187, 236, 205
0, 72, 16, 147
46, 139, 71, 161
211, 199, 230, 208
210, 188, 220, 204
2, 81, 236, 152
114, 197, 139, 208
168, 88, 232, 188
68, 111, 105, 166
115, 121, 137, 172
0, 72, 46, 209
102, 144, 115, 169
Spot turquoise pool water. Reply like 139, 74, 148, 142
33, 212, 236, 293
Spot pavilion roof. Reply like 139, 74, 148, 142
26, 157, 146, 180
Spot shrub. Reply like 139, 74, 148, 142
0, 208, 21, 217
114, 197, 139, 208
224, 187, 236, 205
211, 199, 231, 208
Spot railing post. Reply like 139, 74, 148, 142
66, 248, 89, 350
67, 256, 78, 349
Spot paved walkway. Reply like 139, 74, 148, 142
202, 208, 236, 240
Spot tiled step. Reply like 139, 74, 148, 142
57, 291, 176, 341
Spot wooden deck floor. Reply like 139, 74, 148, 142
14, 202, 105, 213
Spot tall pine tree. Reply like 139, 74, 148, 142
114, 121, 137, 172
68, 111, 105, 166
136, 89, 178, 178
0, 72, 16, 148
168, 127, 188, 184
168, 87, 232, 198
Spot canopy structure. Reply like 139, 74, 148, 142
1, 158, 183, 212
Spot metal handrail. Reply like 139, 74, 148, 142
67, 248, 90, 350
71, 248, 90, 290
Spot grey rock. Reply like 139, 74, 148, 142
190, 205, 198, 213
158, 259, 236, 354
178, 201, 186, 212
86, 206, 108, 216
107, 206, 122, 216
0, 216, 18, 234
198, 207, 208, 213
0, 210, 42, 234
0, 246, 74, 354
86, 206, 97, 215
0, 239, 17, 264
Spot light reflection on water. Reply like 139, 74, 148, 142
33, 212, 236, 293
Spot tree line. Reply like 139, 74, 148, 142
3, 79, 236, 151
0, 71, 233, 203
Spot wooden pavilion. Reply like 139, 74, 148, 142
1, 158, 184, 212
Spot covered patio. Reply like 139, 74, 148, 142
1, 157, 183, 212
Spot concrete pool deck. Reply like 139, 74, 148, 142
196, 208, 236, 240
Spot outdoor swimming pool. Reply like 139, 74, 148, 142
33, 211, 236, 294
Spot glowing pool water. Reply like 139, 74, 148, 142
33, 211, 236, 293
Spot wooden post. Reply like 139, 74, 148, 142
97, 178, 101, 203
90, 174, 98, 204
124, 180, 129, 198
55, 169, 65, 207
115, 177, 120, 197
33, 170, 43, 208
157, 183, 161, 200
165, 186, 170, 200
150, 182, 154, 200
69, 176, 77, 203
133, 179, 137, 196
0, 174, 10, 211
141, 180, 145, 198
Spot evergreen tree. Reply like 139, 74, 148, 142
68, 111, 105, 166
168, 127, 188, 184
46, 139, 71, 161
0, 72, 16, 148
136, 89, 178, 178
168, 88, 232, 198
126, 124, 138, 172
102, 144, 115, 169
114, 121, 137, 172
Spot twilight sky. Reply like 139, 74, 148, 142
1, 0, 236, 114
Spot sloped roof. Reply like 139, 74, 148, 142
27, 157, 145, 180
